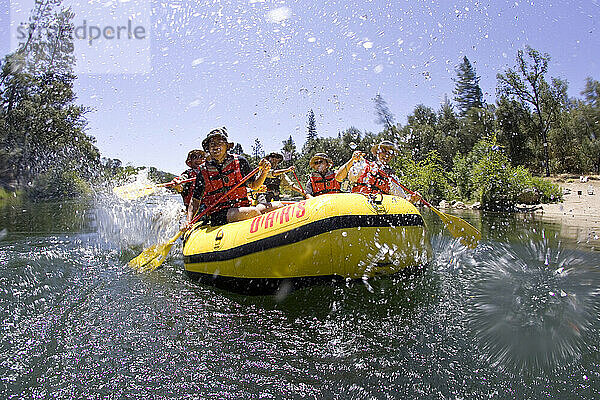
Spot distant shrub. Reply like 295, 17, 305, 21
530, 176, 562, 203
27, 170, 91, 200
472, 145, 518, 210
459, 136, 563, 210
452, 138, 498, 202
399, 150, 455, 204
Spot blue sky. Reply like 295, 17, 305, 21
1, 0, 599, 174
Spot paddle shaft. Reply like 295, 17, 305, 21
369, 161, 481, 247
189, 167, 261, 226
373, 166, 433, 208
159, 176, 196, 188
291, 169, 308, 198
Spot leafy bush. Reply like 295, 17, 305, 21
530, 176, 562, 203
471, 145, 518, 210
27, 170, 91, 200
456, 136, 563, 210
452, 138, 498, 201
398, 150, 455, 204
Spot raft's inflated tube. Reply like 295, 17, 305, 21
183, 193, 431, 292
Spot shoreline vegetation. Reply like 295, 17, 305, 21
1, 2, 599, 210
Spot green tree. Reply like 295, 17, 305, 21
281, 135, 297, 167
435, 96, 460, 168
399, 104, 437, 162
231, 143, 244, 155
0, 1, 100, 197
307, 109, 317, 142
453, 56, 484, 116
497, 46, 568, 176
582, 76, 600, 107
251, 138, 264, 164
495, 96, 534, 167
457, 106, 496, 155
580, 78, 600, 172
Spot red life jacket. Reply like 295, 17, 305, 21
198, 155, 250, 213
182, 169, 198, 208
351, 163, 390, 194
310, 170, 341, 196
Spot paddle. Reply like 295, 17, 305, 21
128, 167, 261, 272
290, 169, 308, 198
113, 177, 196, 200
375, 167, 481, 249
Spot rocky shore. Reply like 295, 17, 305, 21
437, 175, 599, 245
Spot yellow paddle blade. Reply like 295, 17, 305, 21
128, 231, 183, 272
138, 239, 179, 272
429, 205, 481, 249
113, 183, 159, 200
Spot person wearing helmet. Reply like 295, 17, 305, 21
173, 149, 207, 210
303, 152, 354, 197
187, 128, 273, 226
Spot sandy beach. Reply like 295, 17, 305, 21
532, 175, 600, 246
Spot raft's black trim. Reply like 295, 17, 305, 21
184, 213, 424, 264
185, 264, 426, 295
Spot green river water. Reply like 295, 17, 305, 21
1, 195, 599, 399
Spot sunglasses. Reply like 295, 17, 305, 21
208, 140, 227, 147
313, 160, 326, 165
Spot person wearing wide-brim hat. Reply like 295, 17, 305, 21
303, 152, 346, 197
187, 127, 274, 226
344, 140, 417, 200
370, 140, 399, 157
257, 152, 305, 203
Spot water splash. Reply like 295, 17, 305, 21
464, 234, 600, 373
94, 170, 184, 251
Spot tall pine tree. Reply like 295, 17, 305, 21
251, 138, 264, 164
0, 0, 98, 192
453, 56, 484, 116
307, 109, 317, 142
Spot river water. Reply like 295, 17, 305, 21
1, 195, 599, 399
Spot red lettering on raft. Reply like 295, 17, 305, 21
250, 215, 262, 233
249, 202, 307, 233
296, 201, 306, 218
264, 211, 276, 228
279, 204, 292, 224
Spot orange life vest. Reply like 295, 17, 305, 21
198, 155, 250, 213
351, 163, 390, 194
310, 171, 341, 196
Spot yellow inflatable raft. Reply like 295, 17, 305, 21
183, 193, 431, 293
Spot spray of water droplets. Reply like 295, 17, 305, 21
463, 234, 600, 373
94, 170, 185, 252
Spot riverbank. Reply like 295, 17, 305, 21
535, 176, 600, 231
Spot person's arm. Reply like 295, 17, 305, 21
247, 158, 271, 191
336, 151, 363, 182
187, 198, 200, 223
271, 166, 294, 177
186, 173, 204, 223
304, 177, 313, 196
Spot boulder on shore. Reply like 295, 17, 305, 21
516, 188, 540, 204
